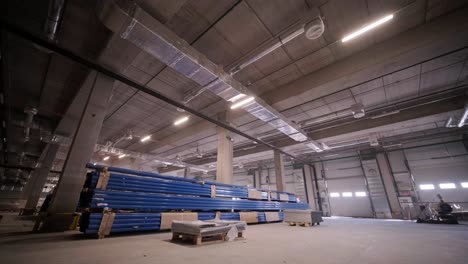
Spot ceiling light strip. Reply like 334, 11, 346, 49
231, 97, 255, 109
342, 14, 394, 42
174, 116, 189, 125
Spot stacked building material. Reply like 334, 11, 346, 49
283, 210, 323, 226
79, 164, 308, 236
80, 211, 285, 235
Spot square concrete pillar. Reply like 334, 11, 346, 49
216, 111, 233, 184
41, 71, 114, 231
274, 150, 285, 192
21, 144, 59, 215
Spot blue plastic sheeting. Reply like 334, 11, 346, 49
84, 189, 308, 211
86, 164, 295, 201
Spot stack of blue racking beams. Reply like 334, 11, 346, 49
83, 164, 296, 201
79, 164, 308, 236
80, 211, 285, 235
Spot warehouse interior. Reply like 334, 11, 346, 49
1, 0, 468, 263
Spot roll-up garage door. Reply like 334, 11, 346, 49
324, 157, 374, 217
404, 142, 468, 203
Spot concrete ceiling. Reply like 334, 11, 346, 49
2, 0, 468, 179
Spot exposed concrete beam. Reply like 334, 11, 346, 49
262, 6, 468, 109
181, 96, 465, 166
143, 7, 468, 155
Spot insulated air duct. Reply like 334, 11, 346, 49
96, 0, 310, 142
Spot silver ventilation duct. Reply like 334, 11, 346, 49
44, 0, 66, 41
96, 0, 310, 143
38, 132, 209, 172
94, 144, 209, 171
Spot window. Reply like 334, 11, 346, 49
330, 192, 340, 197
342, 192, 353, 197
419, 184, 434, 190
439, 183, 456, 189
461, 182, 468, 188
355, 192, 367, 197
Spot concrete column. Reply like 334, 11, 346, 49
303, 164, 316, 209
183, 167, 190, 178
21, 144, 59, 215
41, 71, 114, 231
215, 111, 233, 184
376, 152, 402, 218
254, 169, 261, 189
273, 150, 285, 192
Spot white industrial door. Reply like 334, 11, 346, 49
405, 142, 468, 203
324, 157, 374, 217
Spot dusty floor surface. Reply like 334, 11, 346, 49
0, 217, 467, 264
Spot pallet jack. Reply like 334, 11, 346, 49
416, 194, 458, 224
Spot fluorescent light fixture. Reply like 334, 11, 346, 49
383, 143, 402, 148
461, 182, 468, 188
445, 117, 454, 128
191, 167, 209, 173
342, 14, 394, 42
342, 192, 353, 197
322, 142, 331, 150
228, 94, 246, 102
103, 156, 110, 161
355, 192, 367, 197
458, 105, 468, 127
439, 183, 456, 189
231, 96, 255, 109
118, 154, 127, 159
330, 192, 340, 197
371, 110, 400, 119
306, 141, 323, 152
140, 135, 151, 142
419, 184, 434, 190
174, 116, 189, 125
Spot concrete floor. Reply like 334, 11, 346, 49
0, 217, 467, 264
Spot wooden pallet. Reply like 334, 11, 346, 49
287, 221, 320, 227
172, 231, 244, 245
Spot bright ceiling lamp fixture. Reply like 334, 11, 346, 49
140, 135, 151, 142
305, 141, 323, 152
227, 93, 246, 102
457, 104, 468, 127
230, 96, 255, 110
439, 183, 456, 189
118, 154, 127, 159
342, 14, 394, 42
419, 184, 434, 190
103, 156, 110, 161
174, 116, 189, 125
